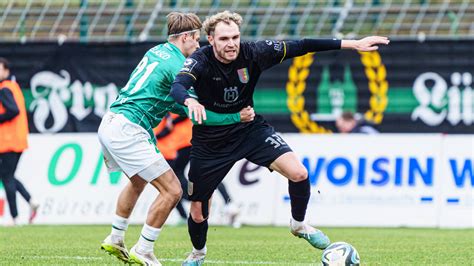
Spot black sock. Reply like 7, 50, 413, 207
288, 178, 310, 222
188, 216, 208, 250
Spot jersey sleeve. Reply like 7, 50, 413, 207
170, 52, 207, 104
168, 103, 188, 117
245, 40, 287, 71
178, 53, 205, 81
175, 103, 241, 126
198, 110, 241, 126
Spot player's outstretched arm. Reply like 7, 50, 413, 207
261, 37, 390, 69
341, 36, 390, 52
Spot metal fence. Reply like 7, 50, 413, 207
0, 0, 473, 42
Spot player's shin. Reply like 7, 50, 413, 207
188, 215, 208, 250
288, 177, 310, 222
288, 177, 330, 250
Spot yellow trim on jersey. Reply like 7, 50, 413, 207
279, 41, 287, 64
178, 72, 197, 80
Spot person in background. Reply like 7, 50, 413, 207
0, 57, 39, 226
335, 111, 379, 134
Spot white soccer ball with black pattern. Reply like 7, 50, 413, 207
321, 242, 360, 266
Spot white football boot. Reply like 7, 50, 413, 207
182, 249, 206, 266
290, 219, 330, 250
100, 235, 130, 263
129, 244, 162, 266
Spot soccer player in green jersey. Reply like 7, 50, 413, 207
98, 12, 255, 266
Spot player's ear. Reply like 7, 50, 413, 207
207, 35, 213, 45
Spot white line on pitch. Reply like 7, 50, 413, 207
25, 256, 318, 265
160, 258, 280, 264
23, 256, 104, 260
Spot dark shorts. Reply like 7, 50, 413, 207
187, 117, 292, 202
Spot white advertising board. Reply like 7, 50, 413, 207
274, 134, 443, 227
1, 133, 472, 228
438, 136, 474, 228
9, 134, 157, 224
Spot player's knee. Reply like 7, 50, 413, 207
290, 167, 308, 182
168, 186, 183, 204
190, 206, 207, 222
160, 183, 182, 205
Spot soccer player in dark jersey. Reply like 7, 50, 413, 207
170, 11, 389, 265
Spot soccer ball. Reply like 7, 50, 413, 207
321, 242, 360, 266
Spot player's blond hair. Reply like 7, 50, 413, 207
167, 12, 202, 37
203, 11, 243, 36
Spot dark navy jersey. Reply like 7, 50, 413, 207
177, 40, 287, 114
172, 38, 341, 144
175, 40, 287, 143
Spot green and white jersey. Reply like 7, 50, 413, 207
110, 43, 242, 143
110, 42, 185, 138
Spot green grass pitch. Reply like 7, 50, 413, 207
1, 225, 473, 265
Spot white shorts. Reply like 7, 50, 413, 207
98, 111, 171, 182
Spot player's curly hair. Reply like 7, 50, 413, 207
203, 11, 243, 36
167, 12, 202, 37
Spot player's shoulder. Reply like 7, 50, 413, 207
146, 43, 182, 62
241, 40, 274, 52
189, 45, 212, 61
239, 41, 253, 53
246, 40, 283, 50
180, 45, 212, 72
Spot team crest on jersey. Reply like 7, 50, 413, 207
224, 86, 239, 103
237, 68, 249, 84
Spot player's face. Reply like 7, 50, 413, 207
182, 32, 201, 57
209, 21, 240, 64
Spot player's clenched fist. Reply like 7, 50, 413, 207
240, 106, 255, 122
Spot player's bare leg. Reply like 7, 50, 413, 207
129, 169, 183, 266
101, 175, 147, 262
182, 199, 212, 266
270, 152, 330, 250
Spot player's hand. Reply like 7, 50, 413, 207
185, 98, 207, 124
343, 36, 390, 52
239, 106, 255, 122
